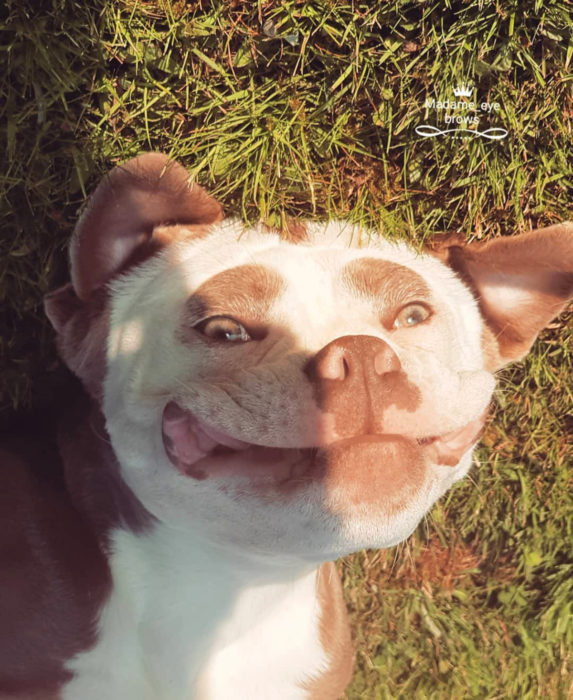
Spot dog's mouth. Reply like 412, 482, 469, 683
161, 401, 307, 482
161, 401, 486, 483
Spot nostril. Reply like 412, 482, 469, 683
306, 335, 398, 384
304, 344, 351, 382
317, 347, 348, 380
374, 347, 401, 375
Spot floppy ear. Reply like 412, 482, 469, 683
69, 152, 223, 300
44, 153, 223, 396
45, 152, 222, 330
431, 222, 573, 370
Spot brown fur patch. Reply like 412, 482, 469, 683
184, 264, 285, 332
0, 425, 110, 695
314, 436, 426, 515
423, 232, 467, 262
341, 257, 431, 322
258, 219, 309, 243
303, 562, 354, 699
283, 219, 309, 243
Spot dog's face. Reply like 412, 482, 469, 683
45, 154, 573, 564
101, 221, 494, 560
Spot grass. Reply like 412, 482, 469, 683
1, 0, 572, 696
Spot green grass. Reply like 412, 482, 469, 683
1, 0, 571, 696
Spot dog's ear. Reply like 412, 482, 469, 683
429, 222, 573, 370
69, 152, 222, 301
44, 153, 222, 396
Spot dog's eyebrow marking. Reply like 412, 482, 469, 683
340, 257, 430, 309
185, 264, 286, 325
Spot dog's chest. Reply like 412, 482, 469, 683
62, 526, 326, 700
195, 570, 327, 699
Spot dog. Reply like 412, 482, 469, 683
1, 152, 571, 699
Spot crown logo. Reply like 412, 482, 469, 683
453, 83, 473, 97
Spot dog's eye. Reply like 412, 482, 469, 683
392, 303, 431, 329
197, 316, 251, 342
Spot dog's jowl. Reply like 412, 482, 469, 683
1, 153, 571, 699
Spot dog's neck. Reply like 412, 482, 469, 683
90, 521, 323, 694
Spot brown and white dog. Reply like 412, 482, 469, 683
1, 153, 571, 699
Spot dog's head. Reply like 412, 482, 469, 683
45, 154, 573, 563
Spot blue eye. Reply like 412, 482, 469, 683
393, 303, 431, 329
198, 316, 251, 342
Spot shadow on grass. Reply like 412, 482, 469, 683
0, 0, 112, 419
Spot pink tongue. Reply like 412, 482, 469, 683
161, 402, 250, 473
162, 403, 216, 470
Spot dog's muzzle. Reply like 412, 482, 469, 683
161, 335, 487, 486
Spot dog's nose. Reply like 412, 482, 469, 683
305, 335, 404, 438
306, 335, 401, 382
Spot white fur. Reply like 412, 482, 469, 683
63, 526, 326, 700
